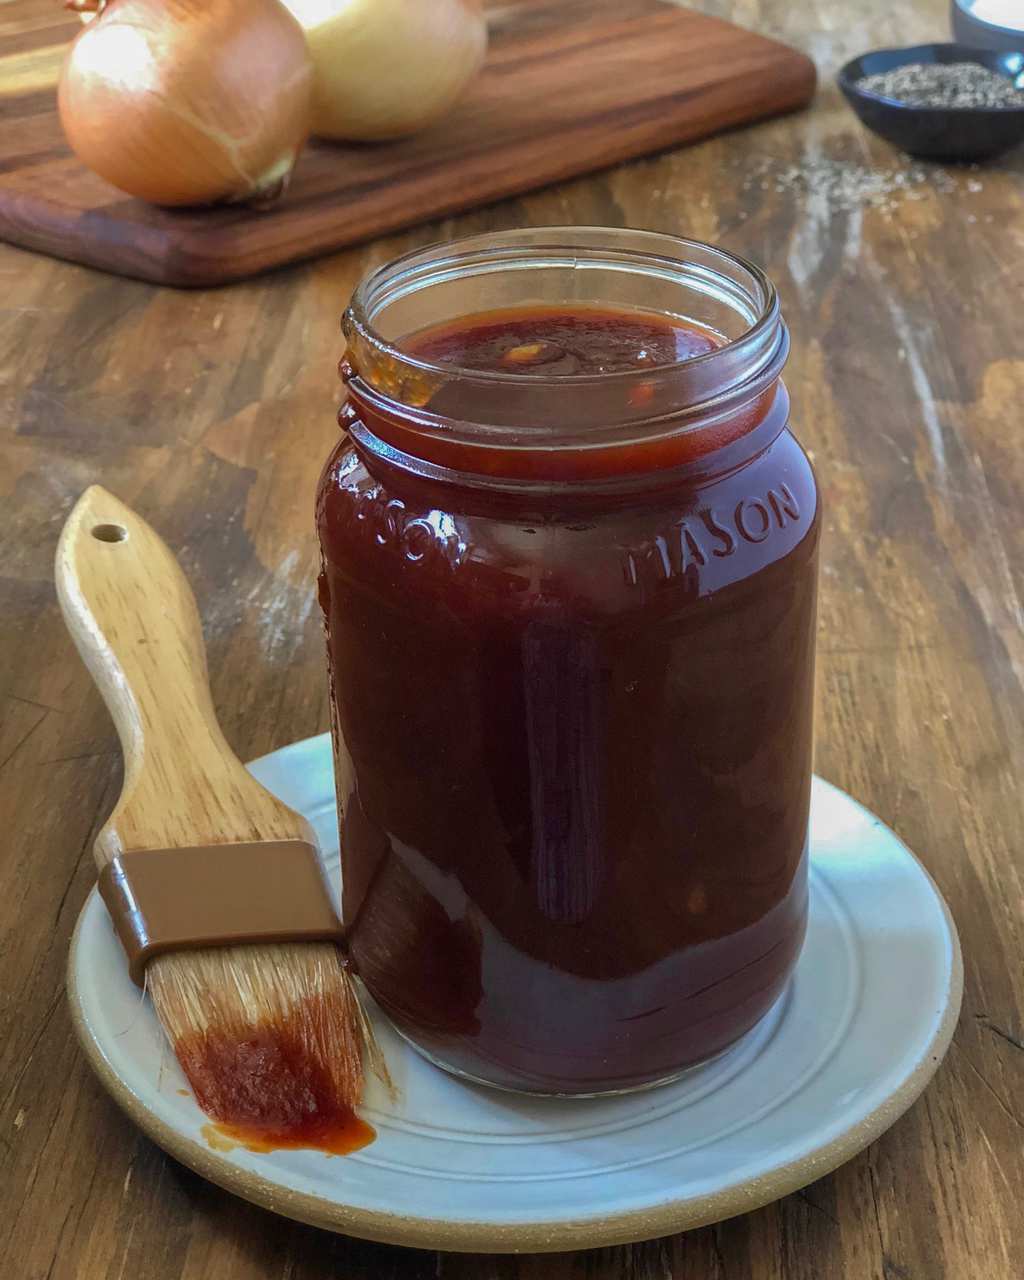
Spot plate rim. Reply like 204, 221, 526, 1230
67, 752, 963, 1253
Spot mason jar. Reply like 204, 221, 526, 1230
317, 228, 820, 1095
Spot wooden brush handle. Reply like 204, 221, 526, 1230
55, 486, 312, 866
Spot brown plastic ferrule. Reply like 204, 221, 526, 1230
97, 840, 345, 987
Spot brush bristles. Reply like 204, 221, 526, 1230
148, 942, 387, 1131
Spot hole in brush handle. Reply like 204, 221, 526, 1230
91, 523, 128, 543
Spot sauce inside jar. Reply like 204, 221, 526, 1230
320, 296, 817, 1095
406, 303, 721, 374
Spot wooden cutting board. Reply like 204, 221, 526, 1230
0, 0, 815, 287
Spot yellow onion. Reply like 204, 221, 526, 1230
282, 0, 487, 142
58, 0, 313, 207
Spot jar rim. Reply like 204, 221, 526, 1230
341, 227, 789, 467
343, 227, 781, 392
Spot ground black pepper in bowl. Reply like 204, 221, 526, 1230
857, 62, 1024, 109
838, 44, 1024, 160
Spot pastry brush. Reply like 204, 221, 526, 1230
56, 485, 383, 1152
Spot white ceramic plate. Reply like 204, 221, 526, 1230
68, 734, 962, 1253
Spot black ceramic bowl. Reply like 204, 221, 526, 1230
838, 43, 1024, 161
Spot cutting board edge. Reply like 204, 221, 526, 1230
0, 73, 816, 288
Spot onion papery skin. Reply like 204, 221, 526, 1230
58, 0, 314, 207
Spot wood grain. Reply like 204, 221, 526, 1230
1, 0, 1022, 1276
0, 0, 816, 285
54, 486, 311, 862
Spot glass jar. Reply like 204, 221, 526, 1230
317, 228, 820, 1096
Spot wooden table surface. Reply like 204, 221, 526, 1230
2, 0, 1021, 1275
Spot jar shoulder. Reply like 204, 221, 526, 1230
316, 430, 819, 618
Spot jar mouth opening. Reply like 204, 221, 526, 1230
344, 227, 780, 391
341, 228, 788, 453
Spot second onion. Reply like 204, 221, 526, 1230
282, 0, 488, 142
